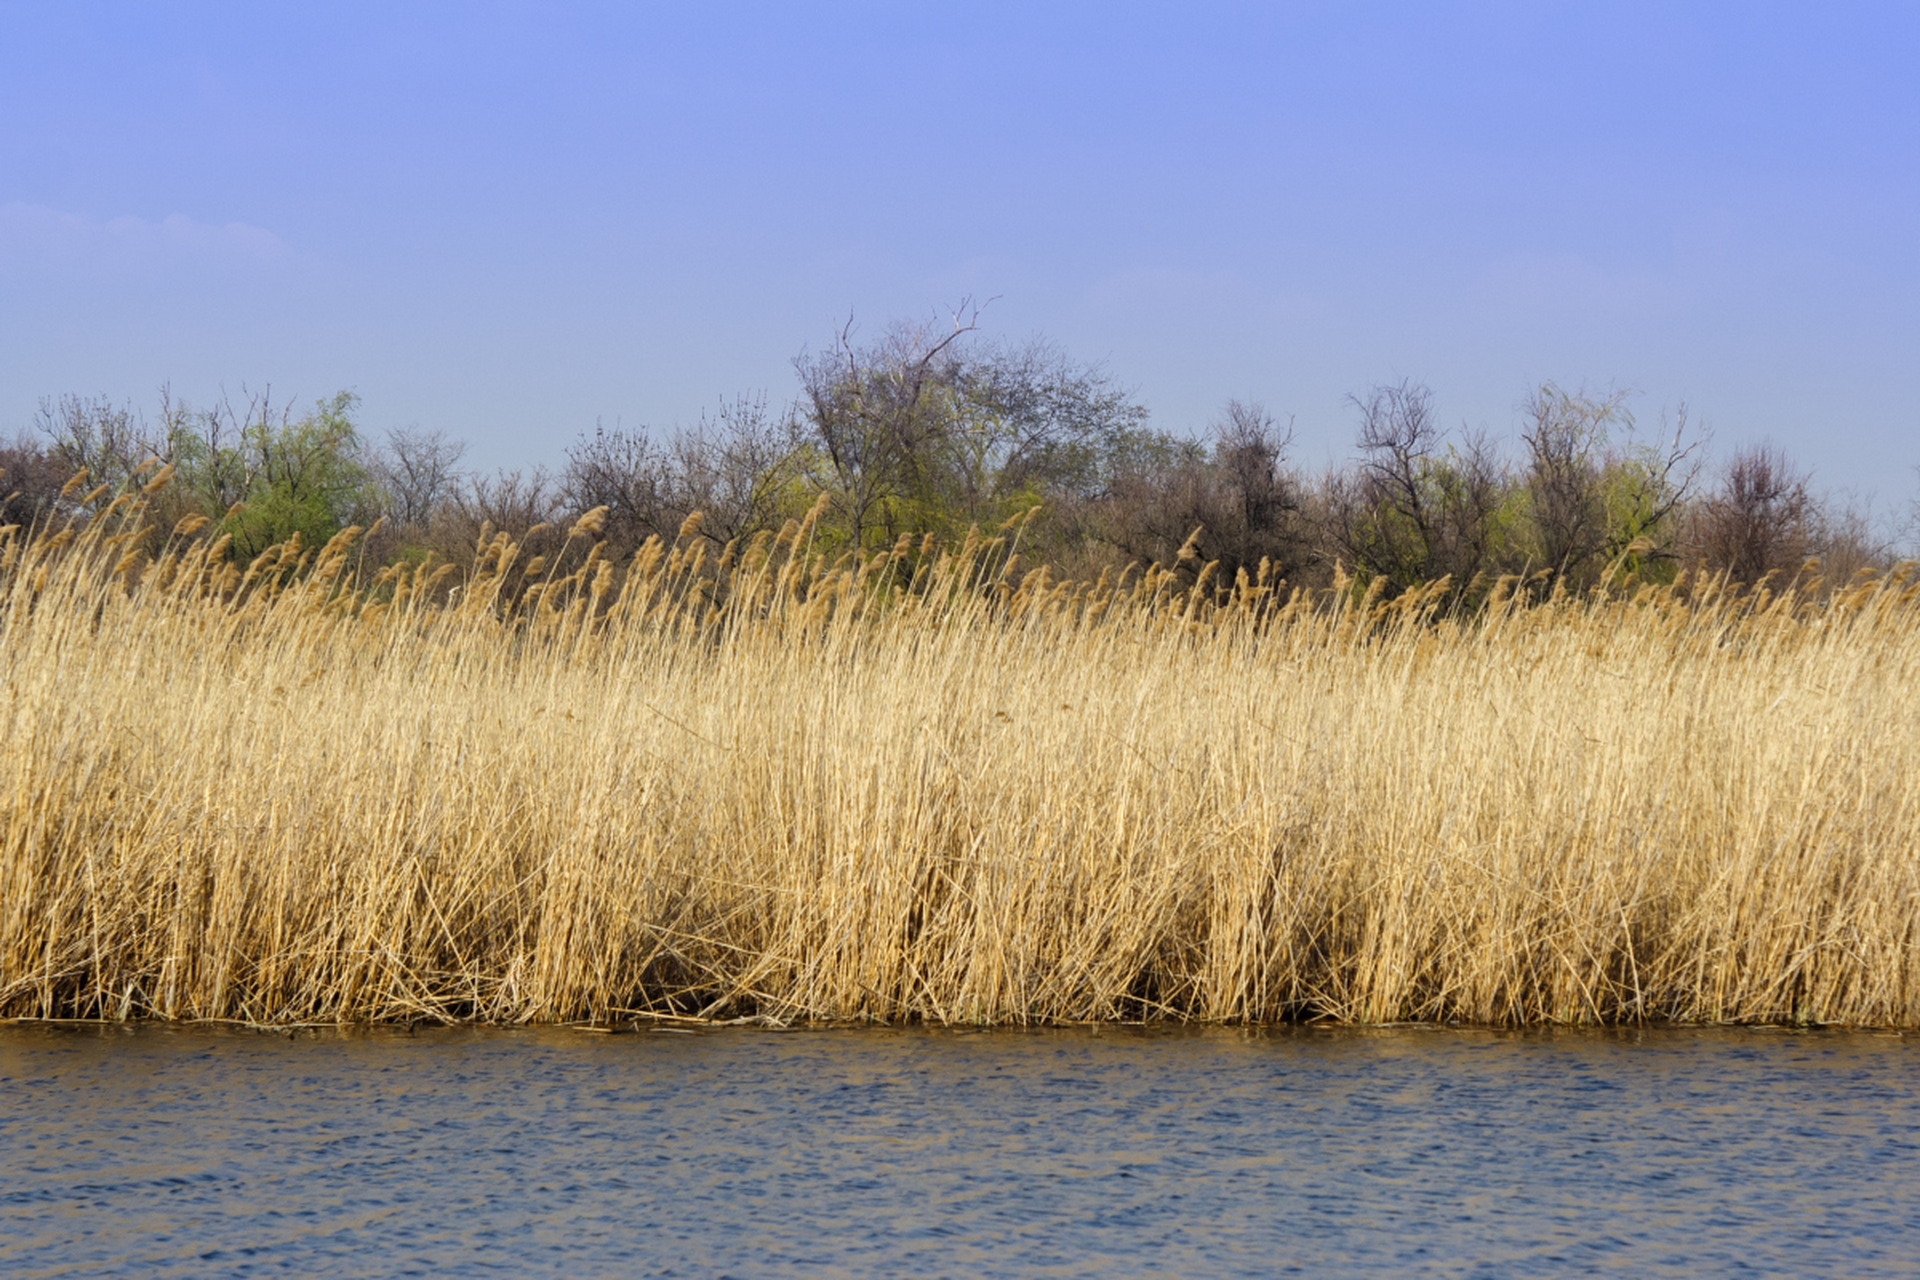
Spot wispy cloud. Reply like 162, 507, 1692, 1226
0, 202, 289, 269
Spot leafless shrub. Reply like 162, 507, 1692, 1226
1328, 380, 1507, 595
1804, 493, 1901, 585
35, 394, 150, 493
564, 395, 802, 557
1079, 400, 1308, 585
792, 304, 1147, 549
372, 426, 468, 529
1521, 384, 1626, 584
427, 467, 565, 577
0, 433, 70, 529
1687, 443, 1813, 585
794, 307, 979, 545
1905, 466, 1920, 560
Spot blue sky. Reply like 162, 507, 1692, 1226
3, 3, 1915, 508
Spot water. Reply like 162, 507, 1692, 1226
2, 1023, 1915, 1278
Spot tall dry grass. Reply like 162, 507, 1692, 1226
3, 496, 1918, 1028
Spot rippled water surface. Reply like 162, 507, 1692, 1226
2, 1023, 1916, 1277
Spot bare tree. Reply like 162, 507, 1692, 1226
1352, 379, 1442, 552
1907, 465, 1920, 559
564, 423, 665, 552
1600, 401, 1706, 582
422, 467, 561, 571
1690, 443, 1813, 584
454, 467, 560, 539
1521, 383, 1629, 584
34, 385, 271, 530
1214, 399, 1297, 545
35, 394, 150, 493
941, 337, 1148, 518
1065, 400, 1312, 586
0, 433, 69, 529
664, 395, 805, 545
793, 303, 982, 544
176, 385, 272, 516
1053, 426, 1202, 566
1329, 380, 1506, 593
793, 304, 1155, 552
373, 426, 469, 528
563, 395, 801, 556
1805, 491, 1899, 584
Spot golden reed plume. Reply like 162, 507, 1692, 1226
2, 503, 1917, 1028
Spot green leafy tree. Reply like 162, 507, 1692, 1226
220, 391, 374, 559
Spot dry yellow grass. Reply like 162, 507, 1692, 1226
3, 502, 1918, 1027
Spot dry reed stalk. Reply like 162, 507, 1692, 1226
1, 514, 1917, 1027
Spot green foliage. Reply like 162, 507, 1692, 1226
33, 387, 378, 561
219, 391, 373, 560
1595, 447, 1686, 583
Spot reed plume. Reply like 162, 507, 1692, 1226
2, 507, 1917, 1028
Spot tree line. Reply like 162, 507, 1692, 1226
4, 308, 1910, 600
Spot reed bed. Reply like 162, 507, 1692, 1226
3, 499, 1919, 1028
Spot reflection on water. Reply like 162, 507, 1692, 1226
2, 1023, 1916, 1277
